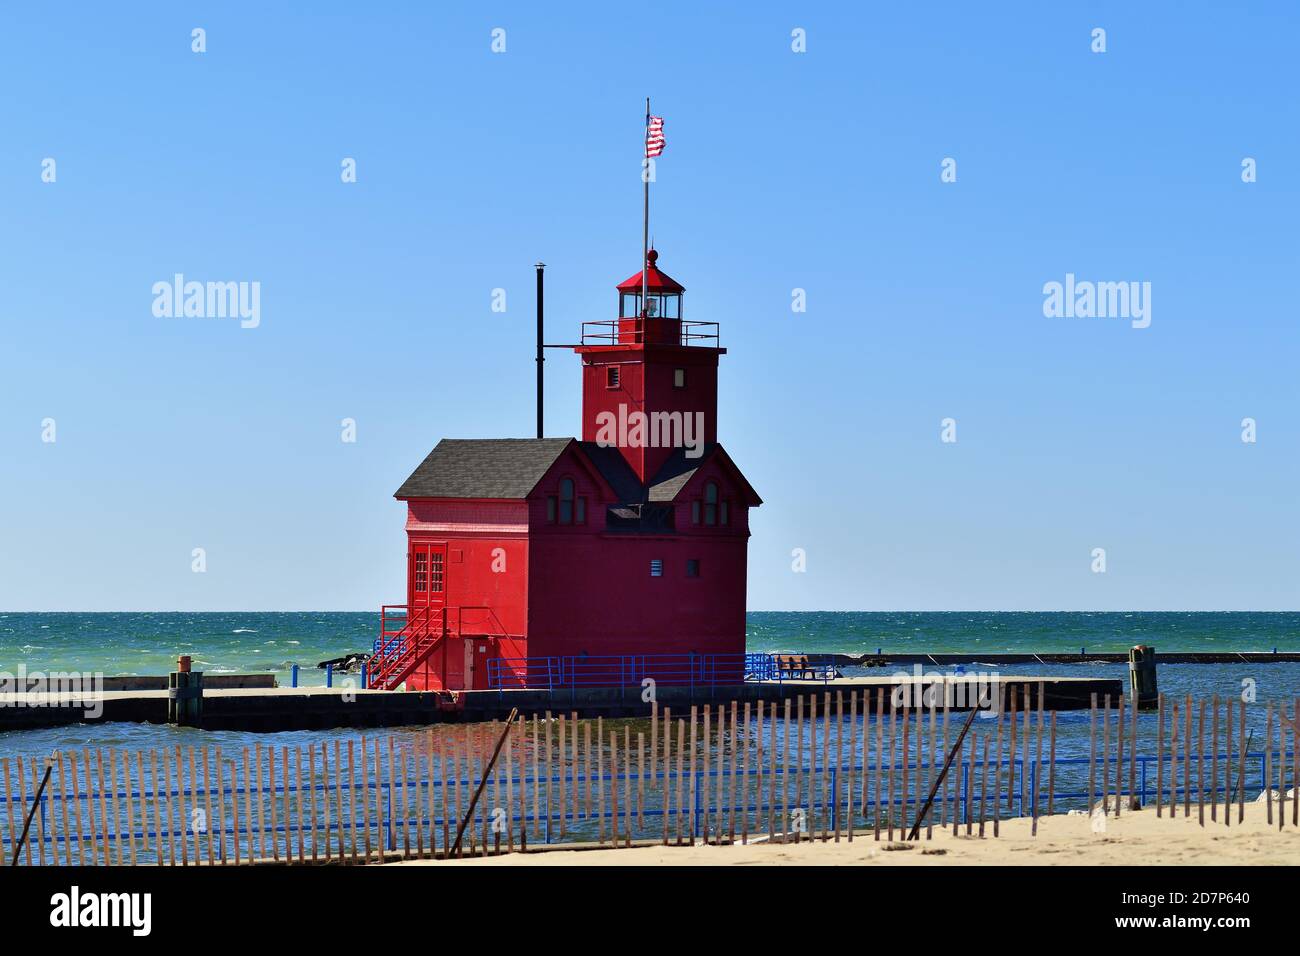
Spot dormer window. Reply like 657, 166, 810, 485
704, 481, 718, 525
548, 477, 586, 526
558, 477, 575, 524
691, 481, 731, 528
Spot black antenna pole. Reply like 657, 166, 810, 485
535, 262, 545, 438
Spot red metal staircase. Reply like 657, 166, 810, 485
369, 605, 446, 690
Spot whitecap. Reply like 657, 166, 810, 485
232, 628, 258, 634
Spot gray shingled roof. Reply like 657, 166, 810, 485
577, 441, 644, 503
394, 438, 574, 499
647, 444, 719, 501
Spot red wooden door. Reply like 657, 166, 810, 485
409, 542, 448, 617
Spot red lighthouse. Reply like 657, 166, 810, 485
372, 250, 761, 692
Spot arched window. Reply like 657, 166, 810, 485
559, 478, 575, 524
704, 481, 718, 526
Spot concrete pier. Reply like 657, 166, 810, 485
0, 673, 1122, 732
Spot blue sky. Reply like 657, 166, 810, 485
2, 2, 1297, 611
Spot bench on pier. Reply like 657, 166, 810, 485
775, 654, 822, 680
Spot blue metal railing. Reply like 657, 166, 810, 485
485, 652, 835, 691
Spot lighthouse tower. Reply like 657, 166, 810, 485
378, 250, 761, 692
574, 248, 722, 484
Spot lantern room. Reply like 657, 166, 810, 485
615, 248, 684, 344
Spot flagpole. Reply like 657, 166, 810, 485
642, 96, 650, 320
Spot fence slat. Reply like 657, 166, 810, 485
1100, 694, 1110, 816
1046, 709, 1055, 818
1175, 697, 1185, 816
1223, 699, 1232, 826
979, 733, 989, 838
1237, 699, 1247, 824
1211, 697, 1220, 823
1116, 694, 1125, 817
875, 687, 884, 840
1197, 699, 1206, 827
188, 749, 200, 868
1007, 685, 1018, 814
1129, 690, 1138, 812
622, 725, 632, 847
1265, 704, 1274, 827
1184, 694, 1193, 817
280, 745, 291, 863
822, 692, 832, 841
56, 754, 71, 866
887, 692, 897, 841
31, 757, 46, 866
149, 750, 163, 866
1033, 684, 1043, 834
187, 747, 199, 865
702, 706, 712, 843
201, 747, 213, 866
174, 746, 187, 866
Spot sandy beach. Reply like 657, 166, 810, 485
403, 799, 1300, 866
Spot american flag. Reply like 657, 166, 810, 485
645, 115, 665, 157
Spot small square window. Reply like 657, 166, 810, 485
650, 559, 663, 577
606, 366, 620, 389
686, 559, 700, 578
673, 368, 686, 388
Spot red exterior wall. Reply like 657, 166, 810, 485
577, 344, 721, 483
403, 499, 529, 692
526, 452, 750, 662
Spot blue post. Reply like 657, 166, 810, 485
360, 664, 367, 689
290, 664, 299, 688
326, 663, 334, 688
1081, 646, 1086, 656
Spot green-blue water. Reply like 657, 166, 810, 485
2, 611, 1298, 684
